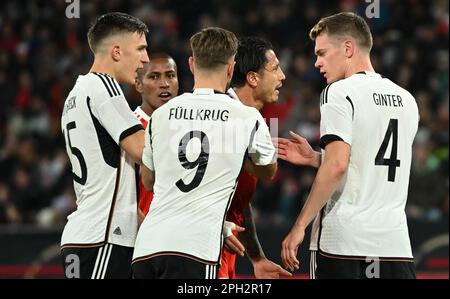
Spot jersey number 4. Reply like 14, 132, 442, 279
176, 131, 209, 192
64, 121, 87, 185
375, 118, 400, 182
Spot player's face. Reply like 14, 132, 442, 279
314, 33, 346, 84
138, 58, 179, 111
255, 50, 285, 105
119, 32, 150, 85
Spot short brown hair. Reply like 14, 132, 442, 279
87, 12, 149, 53
190, 27, 239, 70
309, 12, 373, 52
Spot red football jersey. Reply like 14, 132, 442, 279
218, 170, 257, 279
226, 170, 258, 226
134, 107, 154, 216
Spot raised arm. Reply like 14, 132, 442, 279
274, 131, 321, 168
281, 140, 350, 271
239, 204, 291, 278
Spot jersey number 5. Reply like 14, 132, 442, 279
176, 131, 210, 192
64, 121, 87, 185
375, 118, 400, 182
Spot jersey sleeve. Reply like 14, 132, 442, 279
88, 75, 143, 144
96, 96, 143, 144
319, 83, 354, 149
142, 119, 154, 171
247, 110, 276, 166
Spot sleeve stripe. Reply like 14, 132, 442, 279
105, 75, 120, 96
119, 124, 144, 142
248, 119, 259, 148
324, 83, 331, 104
93, 73, 121, 97
345, 96, 355, 120
320, 83, 332, 106
100, 73, 119, 97
320, 134, 344, 149
93, 73, 114, 97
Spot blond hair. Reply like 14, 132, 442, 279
190, 27, 238, 70
309, 12, 373, 52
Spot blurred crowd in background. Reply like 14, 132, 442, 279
0, 0, 448, 227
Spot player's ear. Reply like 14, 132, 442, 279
344, 39, 354, 58
246, 71, 258, 88
227, 61, 235, 82
188, 56, 195, 75
135, 78, 143, 93
111, 44, 121, 62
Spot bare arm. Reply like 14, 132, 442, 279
239, 204, 292, 278
244, 159, 277, 181
119, 129, 144, 164
141, 164, 155, 192
281, 140, 350, 271
238, 204, 265, 261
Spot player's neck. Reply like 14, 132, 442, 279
344, 56, 375, 79
235, 86, 264, 110
90, 57, 117, 79
140, 102, 154, 117
193, 73, 228, 93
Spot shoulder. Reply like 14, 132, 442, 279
82, 72, 123, 101
319, 80, 349, 106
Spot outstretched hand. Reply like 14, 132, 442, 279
252, 257, 292, 279
223, 221, 246, 256
274, 131, 317, 167
281, 225, 305, 272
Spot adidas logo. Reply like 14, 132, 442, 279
113, 226, 122, 235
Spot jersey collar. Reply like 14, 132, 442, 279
193, 88, 227, 95
356, 71, 384, 78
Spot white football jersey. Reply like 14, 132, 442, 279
310, 71, 419, 259
133, 88, 276, 264
60, 72, 143, 248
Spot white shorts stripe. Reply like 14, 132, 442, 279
310, 251, 317, 279
96, 244, 111, 279
205, 265, 209, 279
91, 246, 104, 279
100, 244, 113, 279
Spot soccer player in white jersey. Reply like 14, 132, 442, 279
60, 12, 149, 279
133, 52, 179, 218
132, 27, 277, 279
278, 12, 419, 279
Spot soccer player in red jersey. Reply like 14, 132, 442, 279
218, 37, 291, 279
134, 52, 179, 217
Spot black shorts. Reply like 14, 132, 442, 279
310, 251, 416, 279
61, 243, 133, 279
132, 255, 218, 279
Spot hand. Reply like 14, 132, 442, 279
274, 131, 318, 167
223, 221, 246, 256
252, 257, 292, 279
281, 225, 305, 272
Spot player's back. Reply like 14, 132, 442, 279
60, 72, 142, 248
134, 88, 275, 263
318, 71, 419, 258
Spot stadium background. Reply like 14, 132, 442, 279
0, 0, 448, 278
